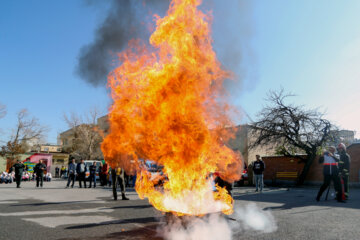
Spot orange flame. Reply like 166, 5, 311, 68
101, 0, 242, 216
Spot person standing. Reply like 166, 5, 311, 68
316, 146, 344, 202
253, 155, 265, 192
13, 160, 25, 188
60, 165, 66, 178
101, 162, 109, 187
76, 159, 87, 188
98, 162, 103, 186
55, 166, 60, 178
34, 159, 46, 188
66, 159, 76, 188
88, 161, 97, 188
116, 167, 129, 200
108, 168, 112, 187
337, 143, 351, 200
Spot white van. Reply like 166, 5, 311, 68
84, 160, 102, 180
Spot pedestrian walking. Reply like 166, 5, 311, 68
88, 161, 97, 188
66, 159, 76, 188
34, 159, 46, 188
76, 159, 87, 188
253, 155, 265, 192
337, 143, 351, 200
12, 160, 25, 188
316, 146, 345, 202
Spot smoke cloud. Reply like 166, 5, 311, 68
77, 0, 256, 93
231, 203, 278, 233
159, 203, 277, 240
161, 213, 232, 240
76, 0, 169, 87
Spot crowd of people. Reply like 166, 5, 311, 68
0, 171, 14, 184
65, 158, 130, 200
1, 159, 52, 188
4, 142, 351, 204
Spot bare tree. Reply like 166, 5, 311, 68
249, 89, 336, 185
0, 109, 48, 164
63, 107, 104, 160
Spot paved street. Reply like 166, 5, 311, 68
0, 180, 359, 240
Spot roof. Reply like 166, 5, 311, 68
348, 143, 360, 149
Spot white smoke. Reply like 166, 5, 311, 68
161, 213, 232, 240
159, 203, 277, 240
231, 203, 278, 233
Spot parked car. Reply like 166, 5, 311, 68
235, 163, 248, 186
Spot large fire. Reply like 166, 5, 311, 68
101, 0, 242, 216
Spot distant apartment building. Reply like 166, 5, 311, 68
97, 115, 110, 134
330, 129, 356, 146
59, 120, 104, 160
30, 144, 69, 173
40, 144, 62, 153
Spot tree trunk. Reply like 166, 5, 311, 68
111, 168, 117, 200
297, 154, 316, 185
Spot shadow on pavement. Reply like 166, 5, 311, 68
10, 200, 105, 207
65, 217, 158, 230
233, 187, 360, 211
111, 205, 152, 209
62, 224, 162, 240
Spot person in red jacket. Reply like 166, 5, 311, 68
100, 162, 109, 187
316, 146, 344, 203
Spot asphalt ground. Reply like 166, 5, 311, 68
0, 180, 359, 240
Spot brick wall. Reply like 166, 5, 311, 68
262, 155, 306, 181
305, 156, 322, 182
347, 143, 360, 182
261, 143, 360, 184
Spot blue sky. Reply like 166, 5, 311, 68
1, 0, 360, 144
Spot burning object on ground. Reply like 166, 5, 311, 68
101, 0, 243, 218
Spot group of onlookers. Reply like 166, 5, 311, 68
0, 170, 52, 185
0, 171, 14, 184
55, 166, 68, 178
65, 158, 130, 200
7, 159, 49, 188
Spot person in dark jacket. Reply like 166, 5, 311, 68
253, 155, 265, 192
88, 161, 97, 188
316, 146, 344, 202
100, 162, 109, 187
337, 143, 351, 199
66, 158, 76, 188
76, 159, 87, 188
34, 159, 47, 187
13, 160, 25, 188
55, 166, 60, 178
